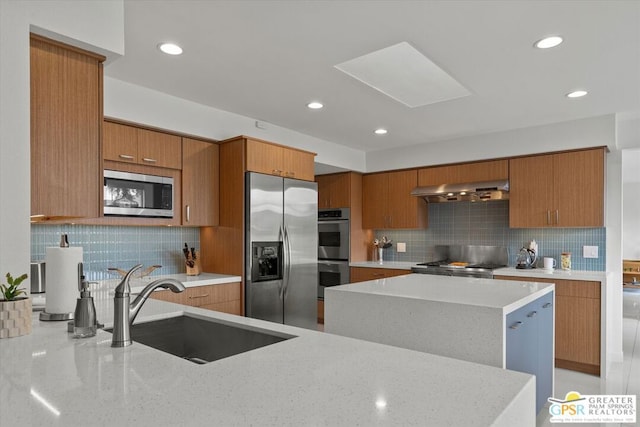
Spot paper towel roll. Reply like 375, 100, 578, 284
45, 247, 83, 314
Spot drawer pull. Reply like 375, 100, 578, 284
119, 154, 134, 160
527, 311, 537, 318
509, 321, 523, 330
188, 294, 209, 299
543, 302, 552, 309
372, 273, 384, 277
142, 157, 157, 163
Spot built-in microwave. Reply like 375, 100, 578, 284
103, 170, 174, 218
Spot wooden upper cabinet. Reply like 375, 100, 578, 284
283, 147, 315, 181
182, 137, 219, 226
554, 149, 604, 227
137, 128, 182, 169
363, 169, 427, 229
104, 121, 182, 170
316, 173, 351, 208
509, 148, 604, 228
245, 138, 315, 181
103, 121, 137, 164
30, 34, 104, 219
509, 154, 555, 228
418, 159, 508, 186
362, 172, 388, 229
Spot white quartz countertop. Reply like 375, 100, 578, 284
126, 272, 241, 293
493, 267, 606, 282
2, 282, 535, 426
349, 262, 606, 283
349, 261, 415, 270
332, 273, 554, 314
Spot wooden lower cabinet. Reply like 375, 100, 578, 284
495, 275, 601, 375
150, 282, 242, 315
318, 299, 324, 324
350, 267, 410, 283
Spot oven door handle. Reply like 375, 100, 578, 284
317, 219, 349, 225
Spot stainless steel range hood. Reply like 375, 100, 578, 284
411, 180, 509, 203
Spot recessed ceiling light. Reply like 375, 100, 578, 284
307, 102, 323, 109
158, 43, 183, 55
374, 128, 388, 135
534, 36, 563, 49
566, 90, 588, 98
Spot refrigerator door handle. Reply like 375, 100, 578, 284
278, 225, 286, 299
283, 226, 291, 297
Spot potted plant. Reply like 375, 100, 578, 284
0, 272, 31, 338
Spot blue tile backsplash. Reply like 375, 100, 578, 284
31, 225, 200, 280
375, 201, 606, 270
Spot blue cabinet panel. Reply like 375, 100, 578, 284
506, 291, 554, 414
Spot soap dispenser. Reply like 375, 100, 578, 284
73, 263, 97, 338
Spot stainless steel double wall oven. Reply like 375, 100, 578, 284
317, 208, 350, 299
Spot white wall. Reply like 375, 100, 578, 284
623, 149, 640, 259
0, 1, 124, 290
104, 78, 366, 172
365, 114, 616, 172
605, 149, 624, 368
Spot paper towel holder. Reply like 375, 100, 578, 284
40, 239, 77, 321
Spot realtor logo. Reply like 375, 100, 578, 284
548, 391, 636, 423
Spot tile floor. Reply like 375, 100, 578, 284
536, 289, 640, 427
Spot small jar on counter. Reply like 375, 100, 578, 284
561, 252, 572, 270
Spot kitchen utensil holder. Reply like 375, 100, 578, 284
186, 250, 201, 276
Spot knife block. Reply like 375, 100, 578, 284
186, 250, 201, 276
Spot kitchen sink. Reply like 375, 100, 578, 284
105, 314, 295, 364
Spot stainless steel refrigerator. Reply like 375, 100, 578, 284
245, 172, 318, 329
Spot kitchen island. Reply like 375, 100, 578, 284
1, 282, 536, 426
324, 273, 555, 413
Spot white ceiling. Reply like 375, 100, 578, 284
104, 0, 640, 153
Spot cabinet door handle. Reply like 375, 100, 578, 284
543, 302, 552, 309
188, 294, 209, 299
527, 311, 537, 318
272, 169, 282, 175
142, 157, 157, 163
546, 210, 551, 225
509, 321, 523, 330
186, 205, 190, 223
288, 171, 295, 177
555, 210, 559, 225
119, 154, 134, 160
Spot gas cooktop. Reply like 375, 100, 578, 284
411, 260, 507, 279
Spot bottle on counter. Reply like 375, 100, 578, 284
561, 252, 571, 271
73, 263, 97, 338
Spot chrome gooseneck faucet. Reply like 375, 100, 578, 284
111, 264, 186, 347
